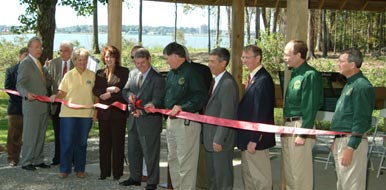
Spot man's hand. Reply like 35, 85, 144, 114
247, 142, 257, 154
341, 147, 354, 166
170, 105, 182, 116
50, 95, 56, 102
128, 94, 136, 104
44, 58, 51, 68
213, 143, 222, 152
27, 92, 36, 101
294, 136, 306, 146
144, 103, 155, 113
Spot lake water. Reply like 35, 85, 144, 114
0, 33, 230, 51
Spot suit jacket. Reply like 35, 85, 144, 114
203, 72, 239, 152
48, 57, 74, 115
122, 68, 165, 136
16, 55, 51, 116
237, 67, 276, 150
93, 66, 129, 120
5, 62, 23, 115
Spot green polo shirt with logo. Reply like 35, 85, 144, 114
164, 61, 207, 113
284, 62, 324, 130
331, 71, 374, 149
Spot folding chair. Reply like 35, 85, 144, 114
368, 116, 381, 171
377, 143, 386, 178
313, 111, 335, 169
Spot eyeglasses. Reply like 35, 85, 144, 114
240, 56, 256, 60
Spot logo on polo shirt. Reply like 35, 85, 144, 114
293, 80, 301, 90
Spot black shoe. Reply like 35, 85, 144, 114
34, 163, 51, 168
22, 164, 36, 171
119, 178, 141, 186
51, 161, 59, 166
98, 177, 106, 180
145, 184, 157, 190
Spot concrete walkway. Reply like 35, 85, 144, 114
0, 132, 385, 189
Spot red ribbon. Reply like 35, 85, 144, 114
3, 88, 350, 135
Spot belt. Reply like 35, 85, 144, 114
285, 116, 301, 122
335, 134, 347, 138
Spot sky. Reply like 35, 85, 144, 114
0, 0, 230, 29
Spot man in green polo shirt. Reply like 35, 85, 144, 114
282, 40, 323, 190
163, 42, 207, 190
331, 48, 374, 190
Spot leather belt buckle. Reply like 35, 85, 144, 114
285, 116, 301, 122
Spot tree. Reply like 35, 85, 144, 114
13, 0, 102, 61
307, 10, 316, 59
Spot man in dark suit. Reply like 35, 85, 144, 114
237, 45, 276, 190
46, 41, 74, 165
17, 36, 52, 171
203, 47, 238, 190
120, 48, 165, 190
5, 47, 28, 166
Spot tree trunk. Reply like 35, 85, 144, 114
315, 10, 322, 52
272, 7, 279, 33
307, 10, 316, 59
322, 9, 327, 58
139, 0, 143, 44
255, 6, 260, 41
381, 12, 385, 48
174, 2, 177, 42
366, 14, 371, 53
351, 12, 355, 48
226, 6, 232, 48
333, 11, 337, 55
92, 0, 100, 54
37, 0, 57, 62
343, 11, 347, 49
262, 7, 270, 35
216, 5, 220, 47
208, 6, 211, 52
245, 7, 251, 44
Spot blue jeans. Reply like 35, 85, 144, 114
59, 117, 92, 173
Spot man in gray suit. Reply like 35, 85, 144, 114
203, 47, 239, 190
46, 41, 74, 165
120, 48, 165, 190
17, 36, 52, 171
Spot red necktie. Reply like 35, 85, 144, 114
245, 75, 251, 89
63, 62, 68, 77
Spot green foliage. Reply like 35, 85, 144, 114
255, 32, 285, 83
0, 36, 28, 69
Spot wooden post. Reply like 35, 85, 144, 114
282, 2, 309, 190
230, 0, 244, 99
107, 0, 122, 52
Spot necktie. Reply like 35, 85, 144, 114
138, 74, 143, 88
245, 75, 251, 89
37, 60, 44, 79
208, 79, 215, 97
63, 61, 68, 77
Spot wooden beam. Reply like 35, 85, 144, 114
318, 0, 325, 9
107, 0, 122, 51
361, 1, 369, 11
274, 0, 279, 8
339, 0, 348, 10
230, 0, 244, 98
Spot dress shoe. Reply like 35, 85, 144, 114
141, 175, 148, 182
144, 184, 157, 190
119, 178, 141, 186
34, 163, 51, 168
98, 177, 106, 180
113, 176, 121, 180
59, 173, 68, 178
76, 172, 86, 178
9, 161, 17, 166
51, 162, 59, 166
22, 164, 36, 171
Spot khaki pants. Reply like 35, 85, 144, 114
333, 137, 368, 190
241, 149, 272, 190
7, 115, 23, 163
166, 118, 201, 190
281, 120, 314, 190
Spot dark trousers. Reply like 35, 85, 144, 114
127, 123, 160, 185
98, 117, 126, 179
7, 115, 23, 163
52, 112, 61, 164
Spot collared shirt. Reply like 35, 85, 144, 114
59, 68, 95, 118
28, 54, 41, 71
164, 61, 207, 113
331, 71, 374, 149
212, 70, 226, 93
139, 67, 151, 86
248, 65, 262, 80
284, 62, 323, 129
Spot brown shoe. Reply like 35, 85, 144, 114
141, 175, 148, 182
59, 173, 68, 178
76, 172, 86, 178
